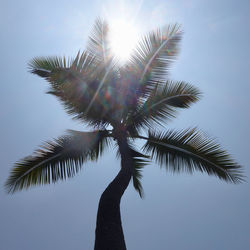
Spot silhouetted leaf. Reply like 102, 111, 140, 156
127, 24, 182, 96
126, 81, 201, 133
141, 128, 244, 183
5, 130, 111, 193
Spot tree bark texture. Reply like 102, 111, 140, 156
94, 134, 133, 250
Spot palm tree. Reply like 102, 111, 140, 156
5, 19, 243, 250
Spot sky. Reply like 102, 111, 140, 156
0, 0, 250, 249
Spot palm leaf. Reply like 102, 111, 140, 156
140, 128, 244, 183
29, 56, 68, 72
127, 24, 182, 99
29, 53, 119, 127
29, 51, 97, 83
87, 18, 113, 66
5, 130, 111, 193
125, 81, 201, 133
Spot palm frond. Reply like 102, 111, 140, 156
141, 128, 244, 183
5, 130, 111, 193
29, 56, 68, 72
87, 18, 113, 66
127, 24, 182, 96
29, 51, 97, 82
125, 81, 201, 133
29, 52, 120, 127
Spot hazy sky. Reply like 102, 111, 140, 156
1, 0, 250, 249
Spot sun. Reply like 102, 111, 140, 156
109, 19, 139, 62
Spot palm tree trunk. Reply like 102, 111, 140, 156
94, 134, 133, 250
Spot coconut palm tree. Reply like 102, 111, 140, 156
5, 19, 243, 250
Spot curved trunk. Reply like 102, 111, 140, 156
94, 134, 133, 250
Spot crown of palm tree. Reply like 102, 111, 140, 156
5, 18, 244, 197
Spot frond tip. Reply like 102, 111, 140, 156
5, 130, 111, 193
142, 128, 244, 183
87, 18, 111, 64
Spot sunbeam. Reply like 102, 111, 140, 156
109, 19, 139, 62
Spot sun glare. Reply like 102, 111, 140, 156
109, 19, 139, 62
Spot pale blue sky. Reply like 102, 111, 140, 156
1, 0, 250, 249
